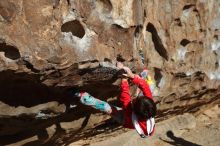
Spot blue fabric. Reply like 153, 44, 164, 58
79, 92, 112, 113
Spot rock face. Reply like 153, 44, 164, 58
0, 0, 220, 145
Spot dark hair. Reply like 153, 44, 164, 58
133, 96, 157, 120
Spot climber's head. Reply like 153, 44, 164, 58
133, 96, 157, 120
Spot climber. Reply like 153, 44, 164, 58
74, 63, 157, 138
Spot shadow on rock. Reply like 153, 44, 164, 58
161, 130, 201, 146
44, 117, 122, 146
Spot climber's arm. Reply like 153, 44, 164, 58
120, 79, 131, 109
121, 66, 152, 99
132, 75, 152, 99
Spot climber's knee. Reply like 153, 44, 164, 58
79, 92, 95, 105
95, 100, 112, 114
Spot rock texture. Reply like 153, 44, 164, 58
90, 104, 220, 146
0, 0, 220, 145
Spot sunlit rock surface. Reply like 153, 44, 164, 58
0, 0, 220, 145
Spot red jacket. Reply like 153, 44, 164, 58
120, 75, 153, 135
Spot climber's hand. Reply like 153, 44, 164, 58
122, 66, 135, 79
116, 62, 124, 70
116, 62, 134, 79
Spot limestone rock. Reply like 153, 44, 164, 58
0, 0, 220, 145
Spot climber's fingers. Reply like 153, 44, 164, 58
116, 62, 124, 69
122, 66, 132, 74
122, 73, 128, 77
122, 66, 134, 78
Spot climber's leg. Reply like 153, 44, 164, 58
75, 92, 112, 114
75, 92, 124, 123
110, 106, 124, 124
